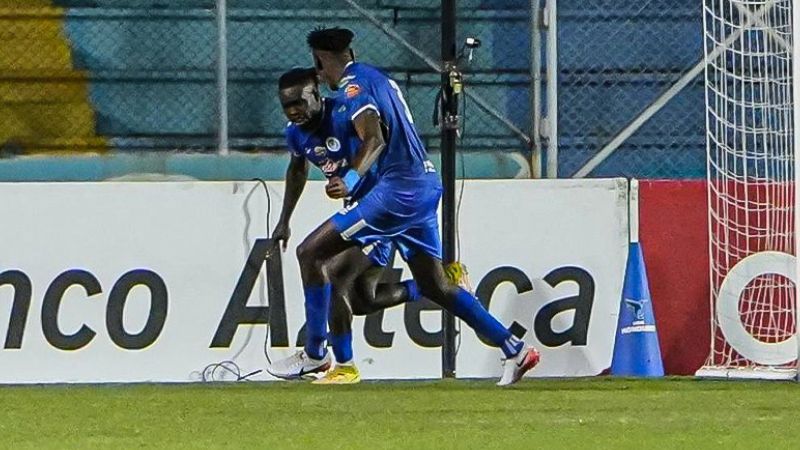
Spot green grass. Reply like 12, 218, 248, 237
0, 378, 798, 449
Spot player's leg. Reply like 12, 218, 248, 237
266, 219, 355, 380
325, 248, 373, 364
325, 243, 417, 358
315, 245, 421, 385
347, 243, 421, 315
269, 196, 403, 381
313, 248, 372, 384
406, 251, 510, 341
403, 244, 517, 349
295, 219, 356, 356
406, 251, 540, 386
393, 174, 539, 385
326, 263, 420, 362
349, 267, 421, 315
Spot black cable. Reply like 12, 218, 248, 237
254, 178, 272, 243
432, 88, 444, 128
253, 178, 274, 366
199, 179, 272, 382
453, 81, 469, 357
455, 82, 467, 263
200, 360, 262, 382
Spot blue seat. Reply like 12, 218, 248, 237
48, 0, 707, 178
380, 0, 527, 10
56, 1, 379, 9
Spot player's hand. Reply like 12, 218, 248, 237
272, 220, 291, 252
326, 176, 348, 199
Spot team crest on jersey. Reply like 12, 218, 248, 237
325, 137, 342, 153
345, 84, 361, 98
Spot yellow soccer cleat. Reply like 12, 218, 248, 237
445, 261, 473, 293
311, 364, 362, 385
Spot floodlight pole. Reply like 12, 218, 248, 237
441, 0, 458, 379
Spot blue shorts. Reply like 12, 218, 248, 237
362, 239, 395, 267
331, 173, 443, 261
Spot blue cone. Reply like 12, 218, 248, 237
610, 242, 664, 377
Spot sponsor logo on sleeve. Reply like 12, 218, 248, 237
345, 84, 361, 98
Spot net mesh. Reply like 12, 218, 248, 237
703, 0, 796, 374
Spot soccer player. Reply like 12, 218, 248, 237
269, 28, 540, 386
268, 68, 422, 384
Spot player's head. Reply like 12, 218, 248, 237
307, 27, 355, 90
278, 68, 323, 128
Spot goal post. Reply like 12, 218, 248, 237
699, 0, 797, 380
795, 0, 799, 380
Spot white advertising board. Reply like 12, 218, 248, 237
0, 179, 627, 383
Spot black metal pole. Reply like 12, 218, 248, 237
441, 0, 457, 379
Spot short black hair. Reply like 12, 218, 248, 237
307, 27, 354, 52
278, 68, 317, 90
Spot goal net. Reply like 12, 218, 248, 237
699, 0, 797, 379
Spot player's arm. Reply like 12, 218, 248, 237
350, 110, 385, 175
273, 154, 309, 250
326, 110, 385, 199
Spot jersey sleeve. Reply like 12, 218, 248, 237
343, 83, 380, 122
284, 123, 303, 158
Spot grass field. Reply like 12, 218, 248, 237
1, 377, 798, 449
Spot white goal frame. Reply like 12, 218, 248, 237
697, 0, 799, 380
794, 0, 799, 382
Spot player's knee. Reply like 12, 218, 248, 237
326, 263, 348, 284
295, 239, 317, 266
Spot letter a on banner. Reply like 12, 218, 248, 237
611, 180, 664, 377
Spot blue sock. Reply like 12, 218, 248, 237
303, 284, 331, 360
452, 288, 522, 358
502, 335, 524, 359
402, 280, 422, 302
330, 332, 353, 364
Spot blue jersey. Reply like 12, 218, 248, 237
285, 97, 393, 266
285, 97, 376, 200
332, 62, 434, 180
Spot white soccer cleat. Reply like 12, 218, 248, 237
497, 346, 541, 387
266, 350, 332, 380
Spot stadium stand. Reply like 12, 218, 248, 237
0, 0, 705, 179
